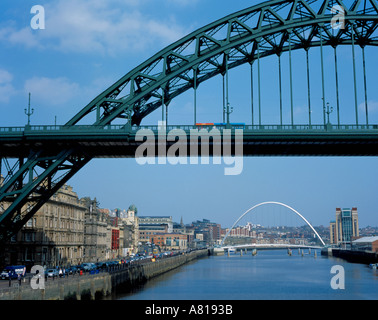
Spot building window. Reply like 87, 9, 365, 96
24, 247, 34, 261
24, 233, 34, 242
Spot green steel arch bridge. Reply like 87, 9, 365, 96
0, 0, 378, 241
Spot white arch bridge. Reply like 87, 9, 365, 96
219, 201, 326, 250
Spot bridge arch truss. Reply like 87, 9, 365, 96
221, 201, 326, 246
66, 0, 378, 127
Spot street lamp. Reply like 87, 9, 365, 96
24, 93, 35, 127
224, 102, 234, 127
324, 102, 333, 128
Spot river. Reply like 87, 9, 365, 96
116, 249, 377, 300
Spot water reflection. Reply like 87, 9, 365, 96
116, 250, 377, 300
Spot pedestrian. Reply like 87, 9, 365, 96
17, 273, 21, 286
8, 271, 11, 287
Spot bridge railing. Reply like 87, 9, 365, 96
0, 124, 378, 135
0, 127, 25, 133
132, 124, 378, 131
0, 125, 127, 135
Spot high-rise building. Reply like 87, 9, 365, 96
330, 208, 359, 245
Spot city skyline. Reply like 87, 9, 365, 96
0, 0, 377, 230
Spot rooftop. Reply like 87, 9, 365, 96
139, 216, 172, 219
353, 236, 378, 243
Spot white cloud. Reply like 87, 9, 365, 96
24, 77, 80, 106
165, 0, 200, 6
23, 75, 117, 112
0, 69, 16, 103
359, 100, 378, 113
0, 69, 13, 85
0, 0, 188, 55
6, 27, 42, 48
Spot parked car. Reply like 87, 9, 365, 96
81, 263, 97, 271
45, 269, 59, 278
71, 265, 82, 273
95, 262, 106, 270
67, 266, 78, 275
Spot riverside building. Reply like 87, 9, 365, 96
0, 185, 142, 269
2, 185, 86, 269
330, 207, 359, 245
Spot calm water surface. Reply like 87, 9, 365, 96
117, 250, 378, 300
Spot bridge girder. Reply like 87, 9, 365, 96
0, 150, 91, 242
65, 0, 378, 127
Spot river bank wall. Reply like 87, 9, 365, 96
0, 249, 209, 300
321, 247, 378, 264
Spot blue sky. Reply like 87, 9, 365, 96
0, 0, 377, 228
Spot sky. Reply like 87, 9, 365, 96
0, 0, 377, 229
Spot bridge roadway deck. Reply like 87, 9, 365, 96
220, 244, 324, 251
1, 124, 378, 158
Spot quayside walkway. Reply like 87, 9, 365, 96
0, 249, 209, 300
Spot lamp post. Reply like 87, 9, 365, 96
24, 93, 34, 127
224, 102, 234, 127
324, 102, 333, 129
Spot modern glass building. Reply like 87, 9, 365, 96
330, 208, 359, 245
